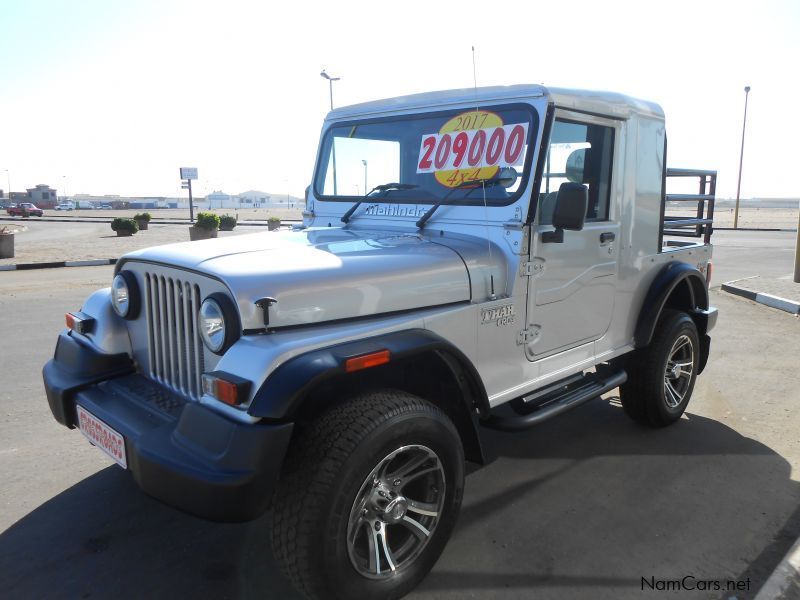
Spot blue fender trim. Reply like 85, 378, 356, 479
248, 328, 489, 421
634, 262, 710, 348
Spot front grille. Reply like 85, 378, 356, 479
143, 272, 204, 400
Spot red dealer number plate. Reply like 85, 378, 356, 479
76, 405, 128, 469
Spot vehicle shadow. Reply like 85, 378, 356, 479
415, 398, 800, 599
0, 465, 298, 600
1, 398, 798, 600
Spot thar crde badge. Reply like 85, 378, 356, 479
481, 303, 515, 326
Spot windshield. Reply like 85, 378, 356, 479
313, 103, 538, 206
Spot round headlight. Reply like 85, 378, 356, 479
111, 272, 139, 319
199, 297, 227, 353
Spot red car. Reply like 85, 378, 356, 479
6, 202, 43, 217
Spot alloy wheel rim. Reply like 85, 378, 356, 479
346, 444, 445, 579
664, 334, 694, 408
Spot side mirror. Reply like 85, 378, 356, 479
542, 182, 588, 243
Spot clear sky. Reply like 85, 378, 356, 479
1, 0, 798, 200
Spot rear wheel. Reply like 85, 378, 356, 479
620, 309, 699, 427
272, 390, 464, 600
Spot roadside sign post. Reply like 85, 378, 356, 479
182, 180, 194, 223
794, 204, 800, 283
180, 168, 198, 223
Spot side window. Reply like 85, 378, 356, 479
539, 119, 614, 224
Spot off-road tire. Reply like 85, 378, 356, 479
620, 309, 699, 427
272, 390, 465, 600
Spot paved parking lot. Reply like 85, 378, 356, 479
0, 231, 798, 599
0, 220, 264, 267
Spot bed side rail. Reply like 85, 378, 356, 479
662, 168, 716, 246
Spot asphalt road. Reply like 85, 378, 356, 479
709, 230, 797, 285
0, 230, 798, 600
0, 220, 259, 267
6, 219, 106, 243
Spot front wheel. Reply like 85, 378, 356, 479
620, 309, 700, 427
272, 390, 464, 600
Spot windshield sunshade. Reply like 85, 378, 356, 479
314, 104, 538, 207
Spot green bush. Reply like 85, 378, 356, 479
195, 212, 220, 230
134, 212, 152, 222
111, 218, 139, 233
219, 214, 237, 229
267, 216, 281, 223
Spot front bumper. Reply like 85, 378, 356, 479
43, 332, 293, 522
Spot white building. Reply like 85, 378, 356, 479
238, 190, 271, 208
173, 190, 303, 210
203, 190, 276, 209
206, 190, 238, 208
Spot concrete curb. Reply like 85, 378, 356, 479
0, 258, 117, 272
0, 216, 301, 226
721, 278, 800, 315
1, 216, 794, 231
714, 227, 798, 232
755, 535, 800, 600
0, 223, 304, 271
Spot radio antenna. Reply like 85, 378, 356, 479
471, 46, 478, 93
472, 45, 496, 300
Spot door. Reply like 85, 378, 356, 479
525, 111, 621, 359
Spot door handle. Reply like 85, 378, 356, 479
600, 232, 615, 243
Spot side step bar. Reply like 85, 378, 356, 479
483, 369, 627, 432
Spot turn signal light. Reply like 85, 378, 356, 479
201, 372, 249, 406
65, 312, 94, 335
345, 350, 391, 373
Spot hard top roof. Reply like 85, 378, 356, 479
327, 84, 664, 121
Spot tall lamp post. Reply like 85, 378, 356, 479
320, 69, 341, 195
362, 159, 368, 195
2, 169, 10, 201
320, 69, 340, 110
794, 203, 800, 283
733, 85, 751, 230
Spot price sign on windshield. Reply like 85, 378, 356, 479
416, 110, 528, 187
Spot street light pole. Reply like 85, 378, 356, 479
320, 70, 341, 195
2, 169, 11, 201
362, 159, 368, 195
733, 86, 751, 230
321, 72, 339, 111
794, 205, 800, 283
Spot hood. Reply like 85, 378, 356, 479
120, 228, 471, 330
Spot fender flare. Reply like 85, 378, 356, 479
248, 328, 490, 421
634, 262, 709, 348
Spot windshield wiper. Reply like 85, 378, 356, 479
416, 176, 504, 229
341, 183, 418, 224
